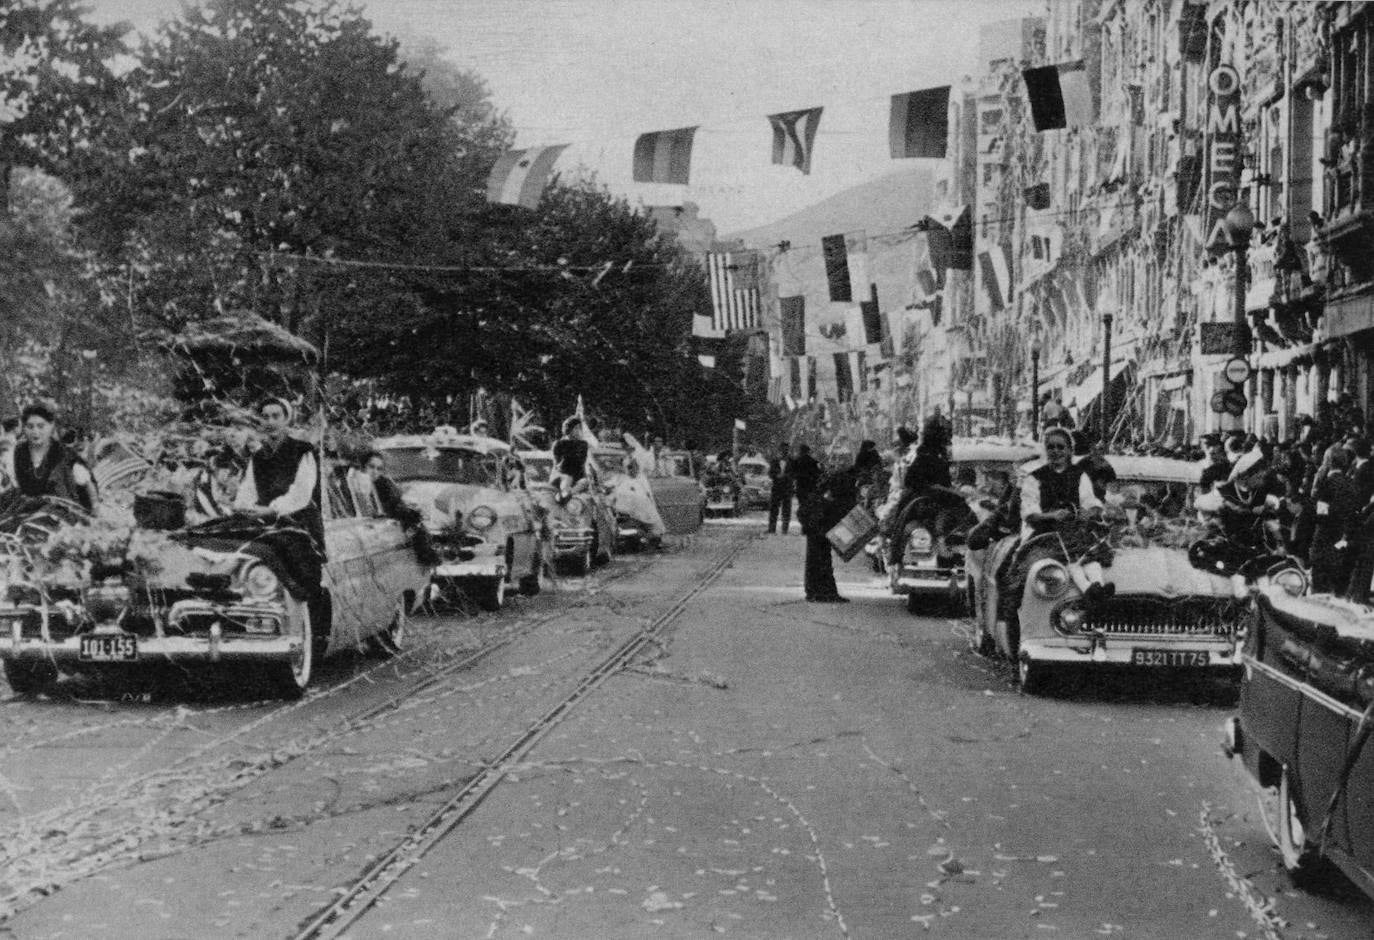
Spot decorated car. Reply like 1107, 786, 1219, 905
518, 450, 617, 575
969, 455, 1306, 694
738, 456, 772, 510
702, 460, 745, 518
1224, 586, 1374, 900
375, 432, 542, 610
890, 441, 1038, 615
0, 468, 429, 699
649, 450, 706, 534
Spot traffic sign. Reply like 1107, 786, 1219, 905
1222, 389, 1248, 417
1210, 391, 1227, 414
1223, 357, 1252, 385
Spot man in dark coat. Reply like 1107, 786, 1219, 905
789, 444, 821, 502
1310, 444, 1358, 593
766, 445, 793, 534
1199, 435, 1231, 493
802, 457, 857, 602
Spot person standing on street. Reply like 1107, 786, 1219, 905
801, 453, 858, 603
789, 444, 821, 503
766, 445, 793, 534
1310, 444, 1357, 593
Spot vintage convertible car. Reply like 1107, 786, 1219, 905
891, 441, 1037, 615
0, 469, 429, 699
518, 450, 617, 575
738, 456, 772, 510
649, 450, 706, 534
1225, 586, 1374, 900
969, 455, 1306, 694
703, 466, 746, 519
376, 432, 542, 610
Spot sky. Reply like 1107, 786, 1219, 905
85, 0, 1042, 233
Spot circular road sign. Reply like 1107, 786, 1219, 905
1210, 391, 1227, 414
1224, 357, 1252, 385
1222, 389, 1248, 417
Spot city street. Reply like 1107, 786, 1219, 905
1, 518, 1371, 939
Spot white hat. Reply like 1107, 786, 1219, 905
1228, 448, 1265, 482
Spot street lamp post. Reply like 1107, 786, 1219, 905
1100, 311, 1113, 445
1030, 333, 1043, 441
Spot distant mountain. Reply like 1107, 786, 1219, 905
722, 167, 936, 249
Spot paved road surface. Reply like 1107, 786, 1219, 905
2, 519, 1371, 938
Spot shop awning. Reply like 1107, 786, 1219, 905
1067, 359, 1133, 408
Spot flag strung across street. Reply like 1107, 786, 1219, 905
768, 107, 823, 174
1022, 61, 1094, 131
706, 251, 761, 332
833, 351, 854, 402
780, 295, 806, 356
486, 144, 568, 209
822, 234, 852, 302
889, 86, 950, 159
921, 204, 973, 272
633, 126, 698, 183
978, 243, 1014, 312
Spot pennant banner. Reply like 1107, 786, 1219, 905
978, 243, 1014, 312
707, 252, 761, 332
633, 126, 698, 183
923, 204, 973, 271
861, 298, 884, 346
1022, 61, 1094, 132
822, 233, 852, 302
768, 107, 823, 174
781, 295, 806, 356
889, 86, 950, 159
833, 351, 854, 402
486, 144, 568, 209
789, 356, 803, 399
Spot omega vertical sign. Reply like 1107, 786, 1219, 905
1204, 63, 1241, 250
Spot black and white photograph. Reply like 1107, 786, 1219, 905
2, 0, 1374, 936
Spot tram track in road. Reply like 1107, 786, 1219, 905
289, 526, 756, 940
0, 550, 665, 924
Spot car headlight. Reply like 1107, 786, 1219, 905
1273, 567, 1307, 597
564, 497, 586, 516
468, 505, 498, 530
906, 527, 933, 553
1058, 607, 1085, 631
243, 563, 282, 601
1032, 562, 1070, 599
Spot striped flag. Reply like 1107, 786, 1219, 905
789, 356, 803, 399
768, 107, 823, 174
833, 352, 854, 402
822, 234, 852, 302
1022, 61, 1095, 131
922, 204, 973, 271
486, 145, 568, 209
889, 86, 950, 159
633, 126, 697, 184
706, 252, 761, 332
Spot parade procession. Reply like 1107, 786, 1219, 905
6, 0, 1374, 937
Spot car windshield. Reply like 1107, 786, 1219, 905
523, 457, 554, 485
656, 454, 692, 477
1106, 478, 1192, 520
952, 461, 1015, 500
381, 446, 499, 486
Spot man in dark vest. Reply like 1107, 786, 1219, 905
766, 445, 793, 534
233, 398, 324, 593
9, 402, 98, 513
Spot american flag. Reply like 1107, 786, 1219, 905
706, 252, 761, 333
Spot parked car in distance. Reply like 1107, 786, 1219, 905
892, 441, 1037, 615
1224, 586, 1374, 900
375, 431, 542, 611
969, 455, 1305, 694
518, 449, 617, 576
738, 455, 772, 510
0, 468, 429, 699
649, 450, 706, 534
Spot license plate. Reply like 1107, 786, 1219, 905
1132, 648, 1210, 667
79, 634, 138, 662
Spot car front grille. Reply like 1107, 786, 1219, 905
1056, 596, 1244, 638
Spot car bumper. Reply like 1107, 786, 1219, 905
894, 565, 966, 594
1020, 635, 1242, 668
434, 560, 506, 579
